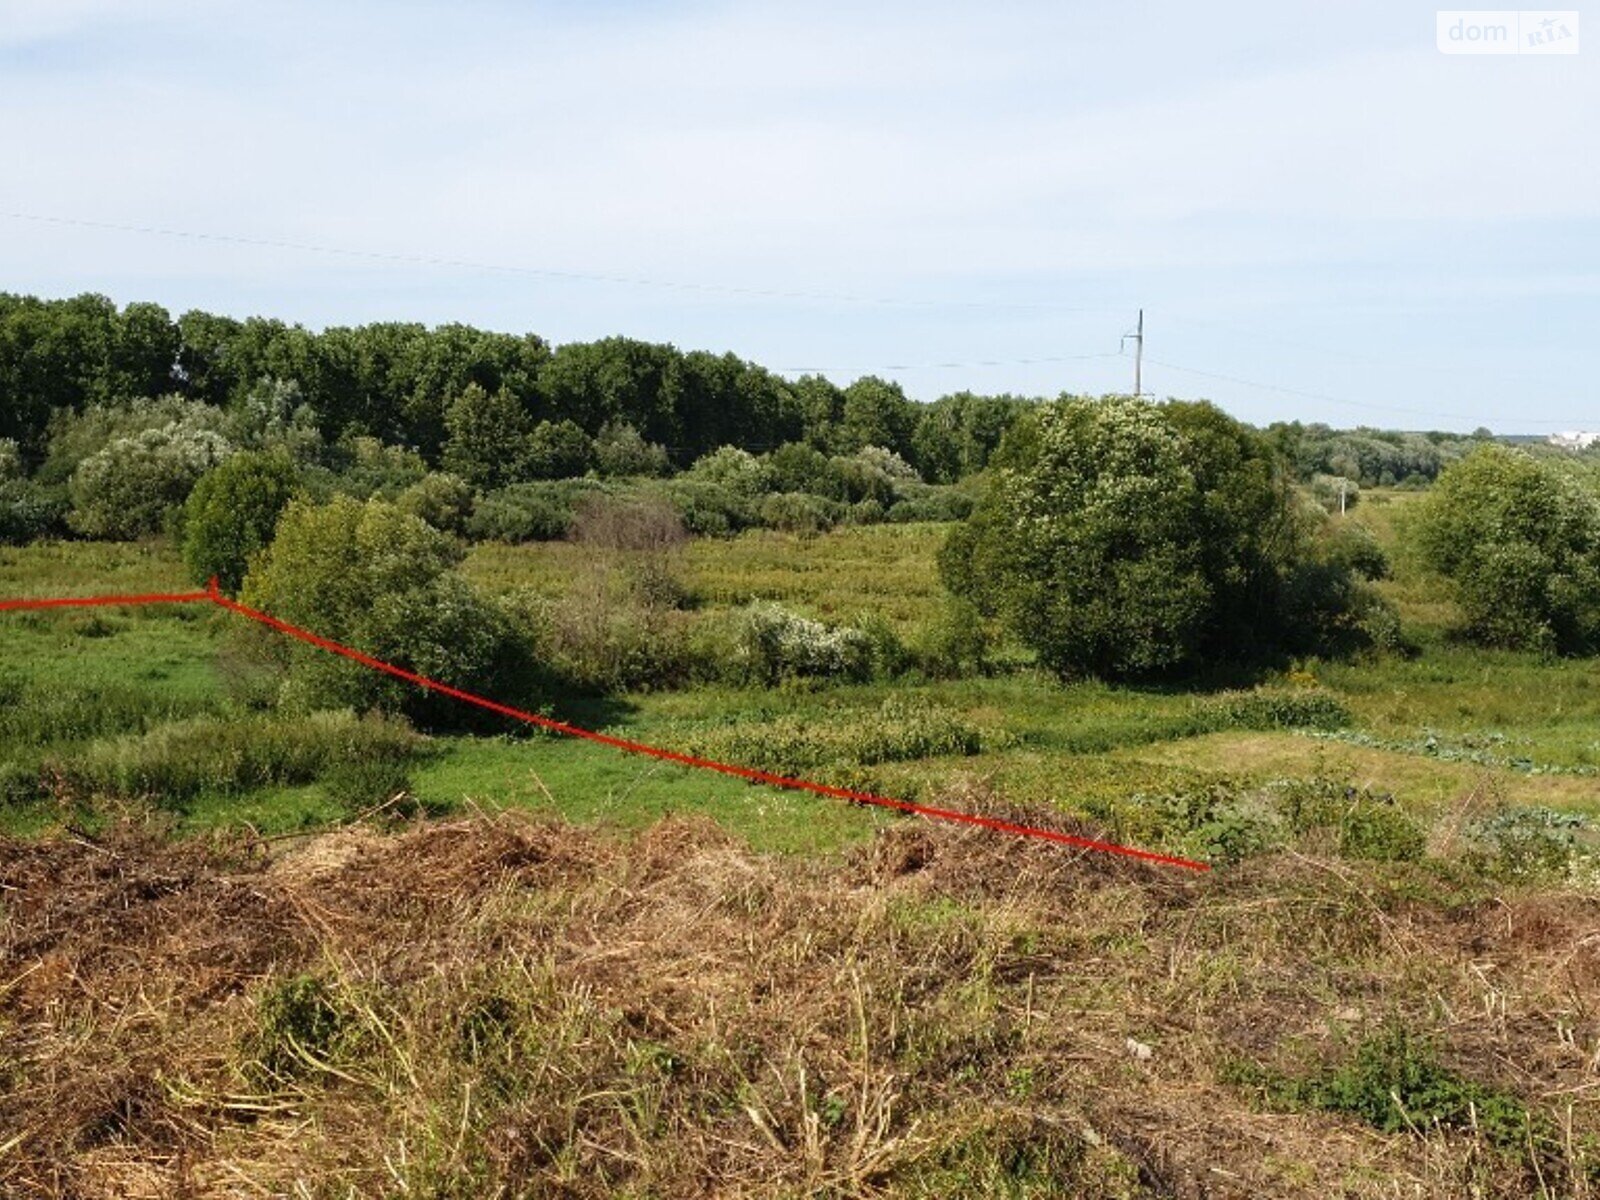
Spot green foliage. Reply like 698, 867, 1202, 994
442, 383, 533, 488
466, 479, 609, 543
181, 451, 298, 593
1410, 445, 1600, 654
240, 497, 536, 725
524, 418, 595, 480
734, 603, 873, 685
323, 755, 416, 818
47, 709, 424, 809
592, 420, 670, 477
1319, 521, 1390, 580
948, 398, 1331, 679
1468, 806, 1594, 879
1310, 1027, 1539, 1153
757, 490, 843, 535
683, 697, 994, 775
914, 597, 994, 679
59, 398, 234, 539
1201, 687, 1351, 731
396, 471, 475, 534
0, 479, 68, 544
248, 975, 356, 1085
1310, 473, 1360, 513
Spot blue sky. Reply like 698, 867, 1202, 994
1, 0, 1595, 431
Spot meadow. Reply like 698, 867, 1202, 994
4, 496, 1600, 1197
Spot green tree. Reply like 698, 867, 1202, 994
441, 384, 532, 487
240, 497, 534, 724
525, 419, 595, 480
1410, 445, 1600, 653
181, 451, 298, 594
943, 396, 1356, 679
67, 414, 232, 540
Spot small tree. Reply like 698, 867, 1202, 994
1410, 445, 1600, 653
182, 451, 298, 594
943, 396, 1365, 679
442, 384, 532, 488
240, 497, 535, 724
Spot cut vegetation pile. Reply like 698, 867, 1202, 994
3, 802, 1597, 1198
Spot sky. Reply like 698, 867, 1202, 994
1, 0, 1595, 432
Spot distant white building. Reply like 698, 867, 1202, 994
1549, 431, 1600, 450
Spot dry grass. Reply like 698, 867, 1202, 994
2, 797, 1598, 1198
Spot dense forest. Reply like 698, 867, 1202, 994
0, 294, 1561, 553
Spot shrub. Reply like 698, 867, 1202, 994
0, 761, 41, 810
944, 397, 1370, 679
569, 493, 687, 553
329, 436, 428, 500
69, 423, 233, 539
323, 756, 415, 818
466, 481, 598, 542
47, 710, 424, 808
0, 480, 68, 544
593, 421, 670, 478
1268, 777, 1425, 862
1320, 522, 1389, 580
734, 603, 872, 685
0, 438, 21, 481
181, 451, 298, 593
1410, 445, 1600, 653
240, 497, 537, 725
683, 446, 772, 498
1204, 687, 1351, 731
764, 442, 841, 498
757, 491, 843, 535
396, 472, 475, 534
1469, 806, 1593, 879
525, 418, 595, 480
660, 479, 754, 536
1310, 473, 1360, 513
886, 488, 974, 524
914, 597, 994, 678
682, 698, 992, 775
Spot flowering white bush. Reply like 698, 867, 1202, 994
684, 446, 772, 498
68, 423, 233, 539
736, 602, 871, 684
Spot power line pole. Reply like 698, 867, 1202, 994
1121, 308, 1144, 397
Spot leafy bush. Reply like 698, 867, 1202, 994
887, 488, 974, 523
525, 418, 595, 480
1410, 445, 1600, 654
1310, 473, 1360, 513
757, 491, 844, 535
1468, 806, 1594, 879
682, 445, 772, 498
1203, 687, 1351, 731
734, 603, 873, 685
69, 422, 233, 539
593, 421, 670, 478
0, 760, 41, 809
1320, 522, 1389, 580
682, 698, 994, 776
913, 596, 994, 678
466, 480, 604, 542
323, 756, 416, 818
181, 450, 298, 593
48, 710, 424, 808
660, 479, 755, 536
240, 497, 538, 725
1268, 777, 1425, 862
0, 479, 68, 544
328, 436, 428, 500
945, 398, 1360, 680
396, 472, 475, 534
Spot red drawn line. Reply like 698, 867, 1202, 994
0, 581, 1212, 874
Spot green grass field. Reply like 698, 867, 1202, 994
4, 497, 1598, 857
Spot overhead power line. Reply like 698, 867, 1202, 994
1, 210, 1122, 315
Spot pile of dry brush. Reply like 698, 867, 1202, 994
2, 790, 1598, 1198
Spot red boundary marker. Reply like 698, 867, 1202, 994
1, 579, 1211, 873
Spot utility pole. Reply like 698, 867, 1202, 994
1121, 309, 1144, 397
